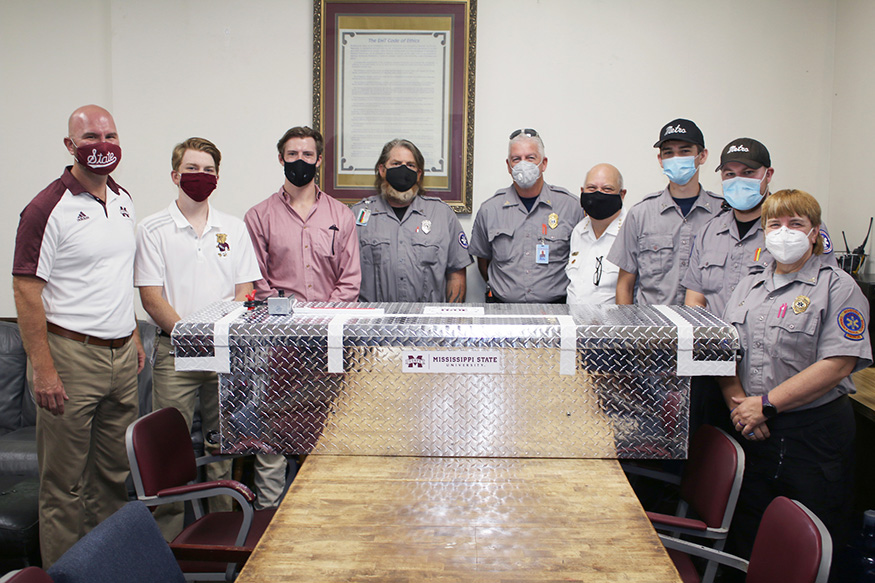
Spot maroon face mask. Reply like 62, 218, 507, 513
179, 172, 218, 202
72, 141, 122, 175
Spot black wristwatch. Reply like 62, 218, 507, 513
761, 394, 778, 419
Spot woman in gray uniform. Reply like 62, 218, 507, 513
720, 189, 872, 574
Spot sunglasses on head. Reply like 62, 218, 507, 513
509, 128, 539, 140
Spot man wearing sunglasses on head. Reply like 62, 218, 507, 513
469, 129, 583, 303
607, 118, 722, 306
566, 163, 627, 304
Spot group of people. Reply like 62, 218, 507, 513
11, 105, 871, 580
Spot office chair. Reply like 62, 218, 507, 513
126, 407, 276, 581
623, 424, 745, 583
46, 500, 185, 583
661, 496, 832, 583
0, 567, 53, 583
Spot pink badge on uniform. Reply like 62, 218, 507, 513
838, 307, 866, 341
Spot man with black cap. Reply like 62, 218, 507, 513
684, 137, 836, 316
608, 118, 722, 305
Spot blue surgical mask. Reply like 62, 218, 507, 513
722, 176, 765, 211
661, 156, 697, 185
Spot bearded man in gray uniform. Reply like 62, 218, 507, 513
353, 139, 471, 303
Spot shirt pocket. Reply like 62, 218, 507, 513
637, 234, 675, 279
543, 224, 574, 263
770, 311, 818, 364
487, 226, 516, 264
412, 241, 441, 266
699, 250, 728, 293
359, 234, 392, 266
312, 228, 339, 257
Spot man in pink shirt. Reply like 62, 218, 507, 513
244, 126, 360, 507
245, 126, 360, 302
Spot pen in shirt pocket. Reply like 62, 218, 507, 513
329, 224, 339, 255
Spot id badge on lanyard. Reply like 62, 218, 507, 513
536, 223, 549, 264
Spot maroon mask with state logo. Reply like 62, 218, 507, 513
72, 141, 122, 175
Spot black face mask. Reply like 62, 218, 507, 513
385, 165, 418, 193
284, 159, 317, 187
580, 190, 622, 220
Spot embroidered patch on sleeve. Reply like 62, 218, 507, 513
838, 307, 866, 341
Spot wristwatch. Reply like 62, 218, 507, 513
761, 394, 778, 419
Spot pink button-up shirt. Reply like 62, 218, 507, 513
244, 186, 361, 302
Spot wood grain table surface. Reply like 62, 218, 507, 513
236, 455, 681, 582
852, 367, 875, 423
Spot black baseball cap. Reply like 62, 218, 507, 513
653, 118, 705, 149
715, 138, 771, 171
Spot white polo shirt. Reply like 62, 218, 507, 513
566, 208, 626, 305
13, 168, 137, 339
135, 201, 262, 323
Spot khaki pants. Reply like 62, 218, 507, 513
151, 334, 232, 541
31, 333, 139, 568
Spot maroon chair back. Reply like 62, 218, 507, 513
746, 497, 829, 583
679, 425, 739, 528
3, 567, 53, 582
130, 408, 198, 496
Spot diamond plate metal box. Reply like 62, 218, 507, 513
172, 302, 738, 459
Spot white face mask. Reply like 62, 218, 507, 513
511, 160, 541, 189
765, 226, 814, 264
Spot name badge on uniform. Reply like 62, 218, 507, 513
356, 208, 371, 226
421, 219, 431, 234
536, 244, 550, 264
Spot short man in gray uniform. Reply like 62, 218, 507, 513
684, 137, 837, 316
469, 129, 583, 303
682, 138, 838, 436
608, 119, 722, 305
353, 139, 471, 302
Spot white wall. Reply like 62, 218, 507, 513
0, 0, 860, 317
829, 0, 875, 269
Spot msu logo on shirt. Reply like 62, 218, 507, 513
119, 206, 130, 219
216, 233, 230, 257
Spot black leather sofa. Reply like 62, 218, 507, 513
0, 320, 161, 573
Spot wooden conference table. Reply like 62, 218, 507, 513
237, 455, 682, 582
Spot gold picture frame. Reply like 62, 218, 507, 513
314, 0, 477, 213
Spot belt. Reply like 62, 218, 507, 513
46, 322, 133, 348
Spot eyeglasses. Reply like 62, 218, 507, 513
593, 256, 603, 287
509, 128, 539, 140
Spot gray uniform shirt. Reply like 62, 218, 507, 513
469, 183, 583, 303
352, 194, 472, 303
683, 209, 839, 317
607, 186, 721, 305
723, 253, 872, 411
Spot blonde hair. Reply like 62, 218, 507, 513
761, 189, 824, 255
172, 137, 221, 174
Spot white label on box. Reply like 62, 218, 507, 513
421, 306, 486, 316
401, 350, 503, 374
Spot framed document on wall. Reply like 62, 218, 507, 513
314, 0, 477, 212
